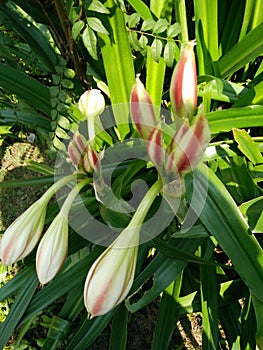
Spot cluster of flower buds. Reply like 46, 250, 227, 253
68, 131, 101, 175
130, 42, 210, 183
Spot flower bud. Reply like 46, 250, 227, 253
73, 131, 88, 154
84, 225, 140, 317
36, 215, 68, 284
0, 201, 47, 266
83, 145, 100, 174
130, 76, 157, 139
78, 89, 105, 119
147, 126, 164, 170
170, 41, 197, 119
166, 113, 210, 175
68, 140, 82, 166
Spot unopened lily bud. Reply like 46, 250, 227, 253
36, 215, 68, 284
68, 140, 82, 166
170, 41, 197, 119
36, 178, 90, 284
166, 113, 210, 175
83, 145, 100, 174
78, 89, 105, 119
73, 131, 88, 154
147, 126, 164, 170
0, 201, 47, 266
130, 76, 157, 139
84, 225, 140, 317
79, 89, 105, 145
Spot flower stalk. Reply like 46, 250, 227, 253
36, 178, 91, 284
84, 178, 163, 317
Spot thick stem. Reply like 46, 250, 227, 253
60, 178, 91, 217
129, 178, 163, 228
174, 0, 189, 42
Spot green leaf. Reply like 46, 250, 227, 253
194, 0, 220, 75
127, 12, 141, 28
233, 128, 263, 165
87, 17, 109, 35
0, 5, 58, 71
66, 310, 115, 350
167, 22, 181, 38
87, 0, 110, 14
207, 105, 263, 134
126, 0, 153, 20
163, 40, 176, 67
151, 38, 163, 63
141, 19, 156, 31
152, 276, 182, 350
200, 241, 219, 349
218, 23, 263, 78
127, 237, 203, 312
138, 35, 148, 50
98, 0, 135, 139
83, 26, 98, 60
145, 0, 172, 107
153, 18, 169, 34
72, 20, 85, 40
239, 197, 263, 234
0, 273, 38, 349
0, 63, 51, 116
109, 304, 128, 350
198, 75, 247, 103
129, 31, 142, 51
190, 163, 263, 303
233, 80, 263, 107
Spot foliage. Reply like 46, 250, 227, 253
0, 0, 263, 349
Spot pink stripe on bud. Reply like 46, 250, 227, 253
84, 225, 139, 317
167, 113, 210, 175
170, 41, 197, 119
130, 76, 157, 139
147, 126, 164, 170
83, 145, 100, 174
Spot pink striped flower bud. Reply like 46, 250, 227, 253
169, 41, 197, 119
147, 126, 164, 171
0, 201, 47, 266
36, 215, 68, 284
84, 225, 140, 317
83, 145, 100, 174
166, 113, 210, 176
130, 76, 157, 139
68, 140, 82, 166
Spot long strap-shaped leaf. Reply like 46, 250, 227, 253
194, 0, 220, 75
0, 63, 51, 116
218, 22, 263, 78
0, 4, 58, 71
190, 163, 263, 302
146, 0, 173, 108
0, 272, 38, 349
207, 105, 263, 134
98, 0, 135, 139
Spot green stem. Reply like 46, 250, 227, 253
38, 173, 77, 206
174, 0, 189, 42
129, 178, 163, 227
60, 178, 92, 217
